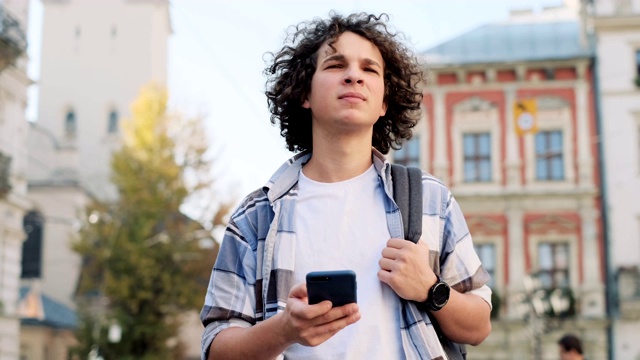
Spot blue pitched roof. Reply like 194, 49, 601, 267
19, 286, 78, 329
423, 21, 594, 66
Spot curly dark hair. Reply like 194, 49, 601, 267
264, 12, 425, 154
558, 334, 583, 355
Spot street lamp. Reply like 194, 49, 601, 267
515, 272, 574, 360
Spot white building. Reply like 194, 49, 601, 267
34, 0, 169, 201
0, 0, 31, 358
0, 1, 31, 358
22, 0, 171, 358
592, 0, 640, 359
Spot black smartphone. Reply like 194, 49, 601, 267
306, 270, 357, 307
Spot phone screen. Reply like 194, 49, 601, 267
306, 270, 357, 307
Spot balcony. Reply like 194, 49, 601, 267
0, 150, 10, 197
0, 5, 27, 73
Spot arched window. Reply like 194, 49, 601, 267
107, 109, 118, 134
21, 211, 44, 279
65, 110, 76, 136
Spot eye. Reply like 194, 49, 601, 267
326, 63, 343, 69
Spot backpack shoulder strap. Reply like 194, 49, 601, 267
390, 164, 423, 243
391, 164, 468, 359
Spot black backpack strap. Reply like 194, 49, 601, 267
390, 164, 423, 243
391, 163, 467, 360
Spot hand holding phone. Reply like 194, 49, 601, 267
306, 270, 357, 307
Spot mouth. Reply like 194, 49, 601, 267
338, 92, 366, 101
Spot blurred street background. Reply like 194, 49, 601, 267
1, 0, 639, 359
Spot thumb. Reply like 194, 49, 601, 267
289, 283, 308, 300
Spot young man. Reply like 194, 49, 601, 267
558, 334, 585, 360
200, 12, 492, 359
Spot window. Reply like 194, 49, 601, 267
65, 110, 76, 136
0, 151, 10, 195
474, 243, 496, 288
535, 130, 563, 180
463, 133, 491, 182
394, 135, 420, 168
636, 50, 640, 78
538, 242, 569, 289
21, 211, 44, 279
107, 110, 118, 133
544, 68, 555, 80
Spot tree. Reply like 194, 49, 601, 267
73, 83, 227, 359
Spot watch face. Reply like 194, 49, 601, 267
431, 282, 450, 308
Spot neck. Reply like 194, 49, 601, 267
302, 130, 374, 183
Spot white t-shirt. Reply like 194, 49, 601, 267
284, 165, 404, 360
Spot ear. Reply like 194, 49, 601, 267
380, 102, 387, 116
302, 99, 311, 109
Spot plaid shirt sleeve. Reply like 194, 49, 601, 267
440, 190, 492, 306
199, 190, 269, 359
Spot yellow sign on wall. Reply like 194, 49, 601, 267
514, 99, 538, 136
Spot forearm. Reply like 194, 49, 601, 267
208, 313, 292, 360
431, 290, 491, 345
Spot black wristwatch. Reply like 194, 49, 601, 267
423, 275, 450, 312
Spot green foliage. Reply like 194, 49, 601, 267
73, 83, 226, 358
490, 288, 501, 319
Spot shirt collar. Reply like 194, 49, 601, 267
262, 148, 392, 203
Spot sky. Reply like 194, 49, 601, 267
27, 0, 566, 202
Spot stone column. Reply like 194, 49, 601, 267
575, 62, 593, 189
432, 89, 450, 184
505, 86, 522, 189
580, 203, 606, 317
506, 204, 526, 318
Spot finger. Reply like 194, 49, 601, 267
311, 303, 359, 326
378, 257, 397, 271
301, 310, 362, 347
311, 307, 361, 334
294, 300, 333, 320
289, 283, 308, 299
377, 269, 393, 285
381, 247, 400, 259
387, 238, 410, 249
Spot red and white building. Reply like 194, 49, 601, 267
392, 3, 609, 358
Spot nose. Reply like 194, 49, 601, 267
343, 67, 364, 85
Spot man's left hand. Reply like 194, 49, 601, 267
377, 238, 436, 302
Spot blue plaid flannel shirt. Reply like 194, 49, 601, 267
200, 149, 492, 359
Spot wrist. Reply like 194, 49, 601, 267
274, 312, 296, 348
419, 275, 450, 312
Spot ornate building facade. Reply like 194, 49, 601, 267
393, 2, 610, 358
0, 0, 30, 358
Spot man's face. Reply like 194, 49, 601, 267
303, 31, 387, 134
559, 346, 580, 360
